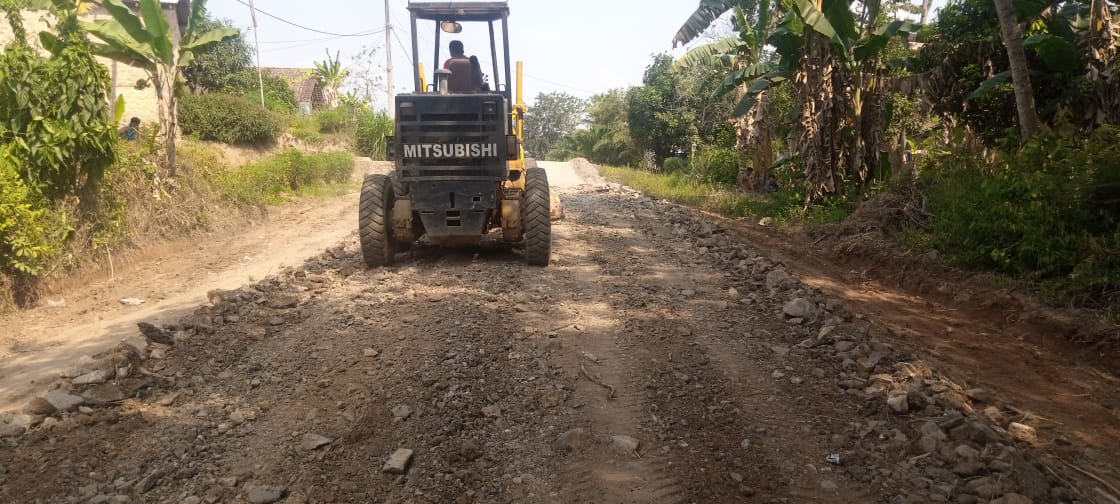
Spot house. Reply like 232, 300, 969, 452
0, 0, 189, 128
261, 67, 326, 114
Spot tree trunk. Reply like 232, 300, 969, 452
797, 32, 837, 201
857, 68, 884, 184
992, 0, 1041, 140
749, 89, 773, 191
1086, 0, 1118, 125
153, 68, 177, 177
890, 129, 905, 179
920, 0, 934, 25
734, 83, 754, 191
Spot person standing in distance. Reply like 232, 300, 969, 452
119, 117, 141, 141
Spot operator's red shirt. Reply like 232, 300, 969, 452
443, 55, 470, 69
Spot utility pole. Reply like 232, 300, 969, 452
247, 0, 266, 108
384, 0, 394, 118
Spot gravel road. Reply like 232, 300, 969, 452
0, 161, 1095, 503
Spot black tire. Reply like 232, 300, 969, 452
522, 167, 551, 266
359, 174, 394, 268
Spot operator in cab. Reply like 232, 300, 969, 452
442, 40, 488, 92
443, 40, 470, 69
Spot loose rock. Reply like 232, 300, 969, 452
556, 428, 592, 453
44, 390, 84, 412
887, 391, 909, 414
1007, 422, 1038, 445
300, 433, 333, 451
610, 435, 640, 454
23, 397, 56, 415
72, 368, 114, 385
246, 486, 287, 504
966, 387, 991, 402
963, 476, 1001, 499
391, 404, 413, 420
382, 448, 414, 474
783, 298, 817, 319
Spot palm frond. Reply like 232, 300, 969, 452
673, 0, 739, 48
676, 37, 741, 68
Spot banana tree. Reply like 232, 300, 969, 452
677, 1, 779, 190
83, 0, 237, 176
677, 0, 916, 199
314, 49, 349, 109
746, 0, 915, 197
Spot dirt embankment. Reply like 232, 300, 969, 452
0, 158, 387, 411
0, 160, 1116, 503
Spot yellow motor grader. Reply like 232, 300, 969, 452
359, 1, 550, 267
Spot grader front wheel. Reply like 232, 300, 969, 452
522, 167, 551, 266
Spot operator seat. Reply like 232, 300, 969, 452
447, 59, 473, 93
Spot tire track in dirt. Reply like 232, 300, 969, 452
529, 186, 890, 503
522, 193, 687, 504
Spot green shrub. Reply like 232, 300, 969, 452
287, 115, 322, 144
0, 16, 116, 201
224, 69, 299, 114
355, 110, 394, 160
690, 146, 739, 186
316, 151, 355, 183
179, 93, 284, 145
0, 156, 68, 275
209, 149, 354, 205
924, 126, 1120, 297
315, 107, 349, 133
662, 157, 687, 173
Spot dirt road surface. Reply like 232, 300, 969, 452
0, 160, 1117, 503
0, 159, 388, 409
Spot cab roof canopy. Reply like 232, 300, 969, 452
407, 1, 509, 22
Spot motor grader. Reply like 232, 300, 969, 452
359, 1, 551, 267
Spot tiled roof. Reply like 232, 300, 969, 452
261, 67, 324, 104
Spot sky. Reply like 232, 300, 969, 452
206, 0, 708, 110
206, 0, 946, 112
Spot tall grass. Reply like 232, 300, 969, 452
599, 165, 852, 228
203, 149, 355, 206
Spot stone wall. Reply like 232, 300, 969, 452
0, 6, 182, 130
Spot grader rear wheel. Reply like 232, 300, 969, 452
522, 167, 551, 266
359, 174, 395, 268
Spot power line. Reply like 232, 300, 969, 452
390, 23, 411, 59
259, 35, 353, 53
233, 0, 382, 37
258, 33, 381, 44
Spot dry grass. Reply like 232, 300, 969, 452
0, 139, 353, 314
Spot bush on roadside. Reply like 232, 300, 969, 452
690, 146, 739, 186
315, 107, 349, 133
224, 70, 299, 114
179, 93, 285, 145
662, 156, 687, 173
208, 149, 354, 205
355, 110, 394, 160
924, 126, 1120, 298
0, 156, 69, 276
